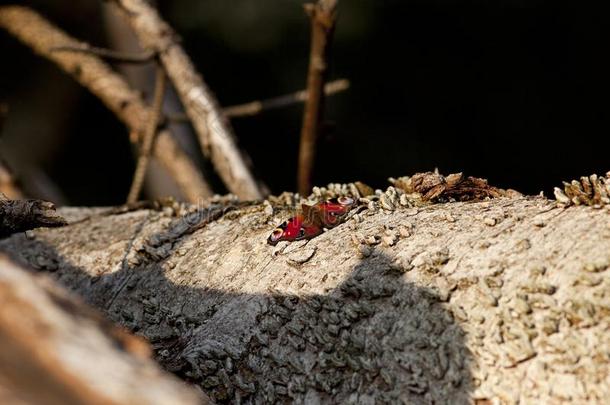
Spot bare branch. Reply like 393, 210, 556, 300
224, 78, 349, 118
298, 0, 339, 196
0, 6, 212, 203
167, 79, 350, 122
127, 65, 166, 203
110, 0, 264, 200
51, 43, 155, 64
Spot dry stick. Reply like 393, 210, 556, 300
297, 0, 338, 196
224, 78, 349, 118
167, 79, 350, 122
126, 65, 166, 203
111, 0, 264, 200
0, 6, 212, 203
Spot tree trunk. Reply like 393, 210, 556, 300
1, 195, 608, 403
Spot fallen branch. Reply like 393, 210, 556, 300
298, 0, 339, 196
0, 6, 212, 203
111, 0, 264, 200
0, 255, 206, 404
2, 179, 609, 403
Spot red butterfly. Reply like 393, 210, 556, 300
267, 196, 356, 246
267, 214, 323, 246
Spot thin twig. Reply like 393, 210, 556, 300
0, 6, 212, 202
51, 44, 154, 64
127, 64, 166, 203
224, 78, 349, 118
297, 0, 338, 196
166, 79, 349, 122
111, 0, 264, 200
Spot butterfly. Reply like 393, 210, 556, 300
267, 196, 357, 246
267, 214, 322, 245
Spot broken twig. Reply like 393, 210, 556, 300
0, 194, 66, 238
298, 0, 338, 196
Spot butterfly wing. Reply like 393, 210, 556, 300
317, 196, 356, 227
267, 215, 322, 245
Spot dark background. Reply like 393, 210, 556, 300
1, 0, 607, 205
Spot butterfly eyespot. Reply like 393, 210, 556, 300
338, 196, 354, 205
330, 212, 339, 217
270, 229, 284, 241
298, 228, 306, 238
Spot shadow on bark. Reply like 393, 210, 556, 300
1, 221, 473, 404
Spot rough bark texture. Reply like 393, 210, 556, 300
0, 255, 206, 405
0, 193, 609, 403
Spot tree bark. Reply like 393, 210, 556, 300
1, 193, 609, 403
